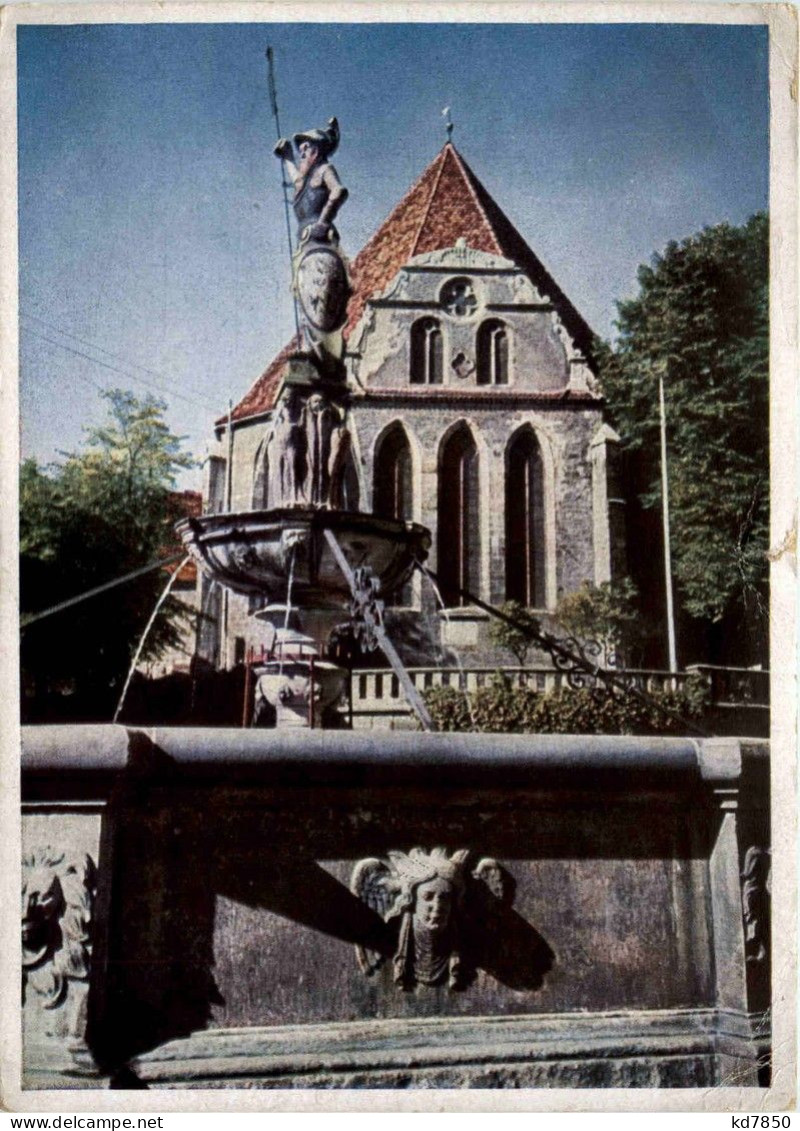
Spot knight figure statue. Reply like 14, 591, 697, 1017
256, 116, 353, 512
275, 116, 351, 375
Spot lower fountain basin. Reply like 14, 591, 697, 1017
253, 660, 348, 729
176, 508, 431, 610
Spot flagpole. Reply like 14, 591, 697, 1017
659, 372, 678, 674
223, 398, 233, 668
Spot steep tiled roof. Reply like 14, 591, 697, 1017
225, 144, 594, 424
224, 335, 301, 426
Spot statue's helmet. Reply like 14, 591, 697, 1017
293, 117, 340, 158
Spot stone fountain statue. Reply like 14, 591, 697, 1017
264, 385, 350, 510
274, 116, 350, 376
258, 116, 354, 512
177, 116, 432, 730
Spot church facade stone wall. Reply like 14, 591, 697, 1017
200, 243, 624, 668
197, 153, 628, 670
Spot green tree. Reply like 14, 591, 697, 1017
596, 214, 768, 662
555, 578, 644, 667
487, 600, 542, 665
20, 390, 196, 719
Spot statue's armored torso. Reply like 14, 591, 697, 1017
293, 168, 336, 235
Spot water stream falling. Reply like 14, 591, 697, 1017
421, 567, 477, 728
277, 543, 297, 680
113, 554, 192, 724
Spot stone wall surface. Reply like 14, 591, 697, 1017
219, 395, 605, 667
20, 727, 771, 1092
184, 804, 713, 1027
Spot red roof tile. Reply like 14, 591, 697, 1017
223, 335, 301, 426
224, 144, 595, 424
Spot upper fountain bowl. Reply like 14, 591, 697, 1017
176, 507, 431, 610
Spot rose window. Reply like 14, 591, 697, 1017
440, 277, 477, 318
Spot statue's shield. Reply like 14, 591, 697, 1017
296, 245, 350, 334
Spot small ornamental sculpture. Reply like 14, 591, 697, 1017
22, 848, 97, 1047
264, 386, 351, 509
741, 845, 771, 964
351, 847, 510, 991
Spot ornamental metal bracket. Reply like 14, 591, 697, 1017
324, 529, 433, 731
349, 565, 385, 654
417, 563, 710, 738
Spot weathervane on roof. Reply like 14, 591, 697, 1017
442, 106, 454, 143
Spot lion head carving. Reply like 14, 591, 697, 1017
22, 848, 96, 1009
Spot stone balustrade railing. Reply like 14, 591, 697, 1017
349, 663, 769, 727
686, 663, 770, 706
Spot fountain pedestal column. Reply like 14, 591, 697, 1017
251, 626, 347, 729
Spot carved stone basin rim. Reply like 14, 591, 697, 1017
176, 507, 431, 608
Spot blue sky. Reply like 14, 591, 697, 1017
17, 21, 769, 489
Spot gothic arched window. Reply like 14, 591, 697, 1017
410, 317, 443, 385
505, 429, 546, 607
338, 451, 360, 511
374, 425, 412, 521
374, 425, 413, 605
438, 425, 480, 607
252, 440, 269, 508
477, 319, 509, 386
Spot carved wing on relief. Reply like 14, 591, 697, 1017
350, 857, 395, 975
472, 857, 514, 904
456, 857, 516, 975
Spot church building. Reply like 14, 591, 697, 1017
197, 143, 626, 668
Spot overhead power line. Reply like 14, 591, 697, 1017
25, 311, 221, 407
23, 340, 112, 398
21, 315, 220, 413
20, 552, 186, 629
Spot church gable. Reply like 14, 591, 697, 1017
352, 243, 591, 394
201, 135, 626, 674
225, 143, 597, 425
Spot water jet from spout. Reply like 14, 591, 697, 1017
113, 555, 192, 724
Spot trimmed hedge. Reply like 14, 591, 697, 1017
423, 672, 710, 736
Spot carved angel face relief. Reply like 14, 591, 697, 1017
413, 876, 453, 933
351, 847, 512, 992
